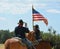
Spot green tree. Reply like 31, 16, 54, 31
0, 30, 11, 43
10, 31, 15, 37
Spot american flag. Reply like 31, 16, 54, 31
32, 7, 48, 25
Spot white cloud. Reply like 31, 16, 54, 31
34, 3, 47, 8
39, 0, 60, 2
0, 0, 40, 3
0, 2, 31, 14
0, 2, 10, 13
9, 3, 31, 14
0, 0, 60, 3
0, 17, 6, 21
39, 4, 47, 7
0, 0, 47, 15
46, 9, 60, 13
10, 4, 31, 14
0, 0, 8, 2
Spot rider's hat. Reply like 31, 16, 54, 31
35, 25, 39, 29
18, 19, 24, 24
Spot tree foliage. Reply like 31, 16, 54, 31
0, 30, 12, 43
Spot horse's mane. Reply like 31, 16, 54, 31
27, 31, 36, 41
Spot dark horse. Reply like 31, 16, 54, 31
4, 31, 52, 49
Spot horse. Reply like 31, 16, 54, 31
27, 31, 52, 49
4, 31, 52, 49
4, 38, 27, 49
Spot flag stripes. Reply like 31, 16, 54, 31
32, 7, 48, 25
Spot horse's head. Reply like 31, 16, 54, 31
27, 31, 36, 41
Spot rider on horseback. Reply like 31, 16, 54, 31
15, 19, 35, 49
33, 25, 42, 42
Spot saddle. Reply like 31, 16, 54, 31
13, 37, 36, 49
13, 37, 26, 46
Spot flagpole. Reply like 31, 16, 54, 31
32, 15, 34, 30
32, 5, 34, 30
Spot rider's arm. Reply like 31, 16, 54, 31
14, 27, 19, 37
25, 28, 30, 37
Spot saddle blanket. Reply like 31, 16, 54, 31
12, 37, 26, 46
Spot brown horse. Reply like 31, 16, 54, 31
27, 31, 52, 49
4, 38, 27, 49
4, 31, 52, 49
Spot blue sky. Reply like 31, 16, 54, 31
0, 0, 60, 34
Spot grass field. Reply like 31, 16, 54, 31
0, 44, 4, 49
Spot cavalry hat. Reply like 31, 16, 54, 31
18, 19, 24, 24
35, 25, 39, 29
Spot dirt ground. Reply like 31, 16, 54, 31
0, 44, 4, 49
